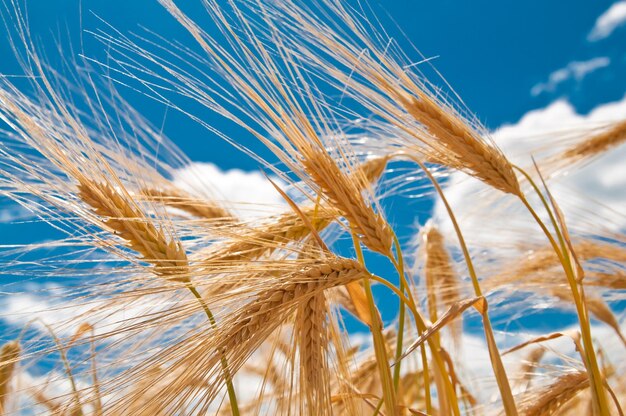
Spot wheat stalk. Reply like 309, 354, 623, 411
225, 258, 366, 350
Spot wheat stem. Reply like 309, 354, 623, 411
411, 156, 518, 415
187, 285, 240, 416
352, 233, 397, 416
42, 323, 83, 416
515, 167, 610, 416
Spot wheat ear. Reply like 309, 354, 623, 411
398, 92, 521, 196
78, 180, 190, 282
423, 224, 462, 346
296, 292, 331, 415
225, 258, 366, 350
0, 341, 20, 415
302, 148, 393, 255
141, 187, 235, 223
561, 119, 626, 161
485, 239, 626, 289
519, 371, 589, 416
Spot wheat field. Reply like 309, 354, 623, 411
0, 0, 624, 415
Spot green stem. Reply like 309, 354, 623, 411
412, 157, 517, 416
514, 166, 610, 416
389, 234, 434, 414
352, 233, 398, 416
42, 323, 83, 416
187, 285, 240, 416
370, 259, 457, 414
391, 236, 407, 390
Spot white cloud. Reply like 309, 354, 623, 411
531, 57, 610, 96
588, 1, 626, 41
458, 321, 626, 403
172, 162, 287, 220
434, 94, 626, 253
0, 286, 179, 341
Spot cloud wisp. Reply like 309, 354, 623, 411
588, 1, 626, 41
172, 162, 287, 220
531, 57, 610, 96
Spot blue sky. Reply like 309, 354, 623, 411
0, 0, 625, 378
1, 0, 624, 163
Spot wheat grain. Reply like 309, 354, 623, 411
422, 224, 462, 346
226, 258, 366, 350
399, 93, 521, 195
303, 150, 393, 255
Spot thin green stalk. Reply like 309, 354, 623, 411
391, 235, 407, 390
370, 261, 458, 414
514, 166, 610, 415
187, 285, 240, 416
42, 323, 83, 416
389, 235, 435, 414
411, 156, 518, 416
352, 233, 398, 416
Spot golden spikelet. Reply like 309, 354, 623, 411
561, 119, 626, 161
226, 258, 366, 351
422, 224, 462, 345
78, 180, 190, 282
0, 341, 20, 415
587, 270, 626, 290
302, 148, 393, 255
519, 371, 589, 416
487, 239, 626, 289
141, 187, 235, 223
355, 156, 390, 190
398, 92, 521, 196
296, 292, 331, 415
